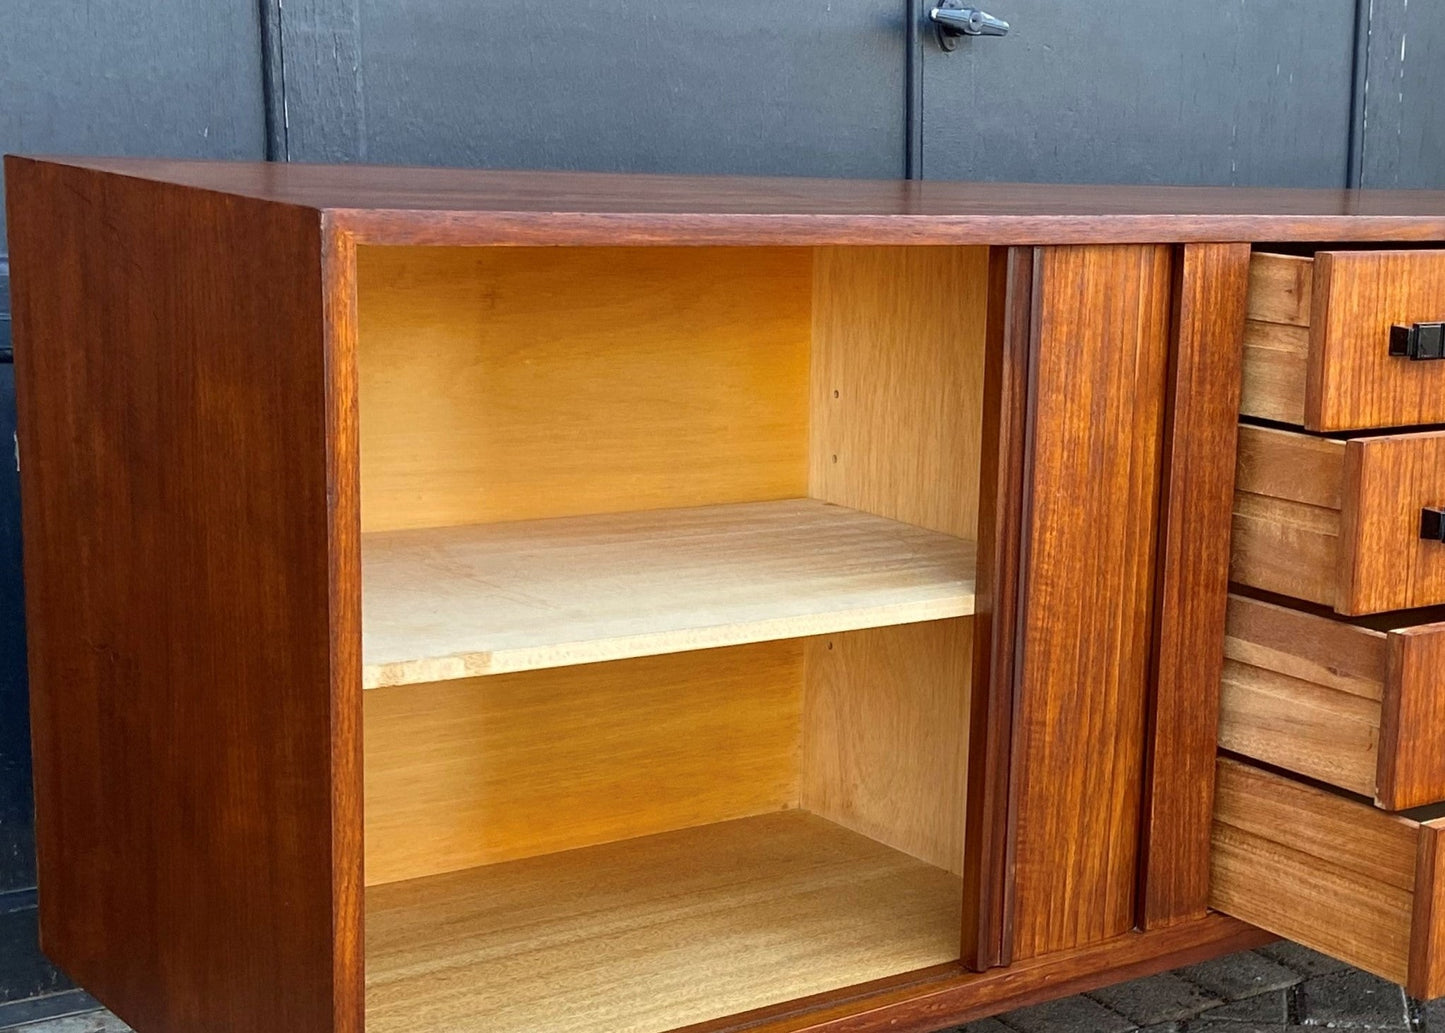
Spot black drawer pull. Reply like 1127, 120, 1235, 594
1391, 323, 1445, 361
1424, 508, 1445, 542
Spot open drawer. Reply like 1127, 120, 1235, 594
1212, 757, 1445, 998
1219, 594, 1445, 810
1231, 424, 1445, 614
1243, 250, 1445, 431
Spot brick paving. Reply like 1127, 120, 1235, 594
0, 945, 1434, 1032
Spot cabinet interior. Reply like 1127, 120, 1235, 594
354, 244, 991, 1033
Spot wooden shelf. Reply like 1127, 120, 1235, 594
362, 499, 976, 687
365, 811, 963, 1033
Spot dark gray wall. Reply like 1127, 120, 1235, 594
279, 0, 907, 177
0, 2, 266, 246
1354, 0, 1445, 188
920, 0, 1359, 186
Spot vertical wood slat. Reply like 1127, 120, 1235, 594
5, 156, 361, 1033
1007, 245, 1175, 958
1139, 243, 1251, 928
962, 247, 1034, 970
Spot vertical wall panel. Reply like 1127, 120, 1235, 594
921, 0, 1357, 186
278, 0, 906, 177
1356, 0, 1445, 188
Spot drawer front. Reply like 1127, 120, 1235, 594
1219, 594, 1445, 809
1211, 757, 1445, 998
1231, 424, 1445, 614
1243, 250, 1445, 432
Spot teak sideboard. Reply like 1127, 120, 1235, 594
7, 155, 1445, 1033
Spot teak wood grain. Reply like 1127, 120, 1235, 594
1219, 593, 1445, 809
25, 155, 1445, 245
4, 159, 362, 1032
1212, 758, 1418, 988
1311, 251, 1445, 431
961, 247, 1034, 970
1341, 431, 1445, 614
1008, 245, 1173, 957
1383, 625, 1445, 811
672, 915, 1270, 1033
1241, 253, 1312, 424
1140, 243, 1250, 928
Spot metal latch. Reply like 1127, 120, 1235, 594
931, 1, 1009, 51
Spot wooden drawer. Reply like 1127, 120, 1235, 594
1231, 424, 1445, 615
1212, 757, 1445, 998
1219, 594, 1445, 810
1244, 250, 1445, 432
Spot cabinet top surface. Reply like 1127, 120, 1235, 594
14, 154, 1445, 246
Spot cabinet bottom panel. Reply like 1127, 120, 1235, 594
364, 810, 962, 1033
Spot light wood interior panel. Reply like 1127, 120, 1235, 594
1230, 425, 1346, 607
1247, 253, 1314, 326
810, 246, 989, 539
365, 812, 963, 1033
1241, 321, 1310, 426
364, 641, 803, 886
802, 619, 971, 875
800, 245, 983, 885
357, 246, 811, 532
361, 500, 976, 687
1219, 595, 1387, 798
1240, 252, 1312, 426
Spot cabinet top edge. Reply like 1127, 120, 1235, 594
13, 154, 1445, 247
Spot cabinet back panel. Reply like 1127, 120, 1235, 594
363, 640, 803, 886
356, 246, 812, 532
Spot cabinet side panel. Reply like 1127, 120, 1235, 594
1009, 245, 1174, 957
1139, 242, 1249, 928
809, 245, 988, 540
5, 158, 354, 1033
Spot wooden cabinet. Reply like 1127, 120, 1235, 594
10, 155, 1445, 1033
